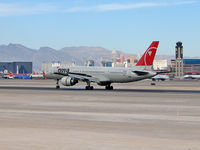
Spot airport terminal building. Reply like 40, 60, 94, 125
183, 59, 200, 75
0, 62, 32, 74
171, 59, 200, 75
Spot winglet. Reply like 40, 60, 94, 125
136, 41, 159, 66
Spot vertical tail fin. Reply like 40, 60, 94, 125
9, 72, 14, 77
43, 72, 46, 78
136, 41, 159, 66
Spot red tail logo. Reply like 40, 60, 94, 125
136, 41, 159, 66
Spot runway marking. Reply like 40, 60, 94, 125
33, 102, 200, 110
1, 110, 200, 123
0, 86, 200, 93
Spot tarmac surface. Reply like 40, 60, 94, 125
0, 79, 200, 150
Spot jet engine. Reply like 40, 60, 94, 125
61, 76, 78, 86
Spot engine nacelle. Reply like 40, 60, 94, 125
61, 76, 78, 86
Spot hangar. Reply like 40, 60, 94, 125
0, 62, 32, 74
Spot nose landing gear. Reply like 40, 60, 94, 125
56, 79, 60, 89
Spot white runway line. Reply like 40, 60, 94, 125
1, 109, 200, 123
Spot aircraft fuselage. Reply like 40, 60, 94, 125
46, 66, 156, 84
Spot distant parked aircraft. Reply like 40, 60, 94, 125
2, 72, 14, 79
152, 73, 169, 81
183, 74, 200, 79
2, 72, 46, 79
3, 72, 30, 79
46, 41, 160, 90
30, 72, 45, 79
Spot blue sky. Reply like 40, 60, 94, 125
0, 0, 199, 56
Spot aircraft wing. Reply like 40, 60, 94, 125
133, 70, 150, 76
68, 73, 98, 82
155, 71, 171, 75
54, 70, 99, 82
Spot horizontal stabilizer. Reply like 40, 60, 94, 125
133, 71, 149, 76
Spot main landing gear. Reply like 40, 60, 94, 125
105, 84, 113, 90
56, 79, 60, 89
85, 81, 94, 90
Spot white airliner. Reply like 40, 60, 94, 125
46, 41, 159, 90
152, 73, 169, 81
183, 74, 200, 79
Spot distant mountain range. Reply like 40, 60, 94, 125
0, 43, 115, 70
0, 43, 189, 71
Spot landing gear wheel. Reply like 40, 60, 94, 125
85, 86, 94, 90
105, 85, 113, 90
56, 79, 60, 89
85, 81, 94, 90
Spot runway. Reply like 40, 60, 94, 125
1, 85, 200, 93
0, 79, 200, 150
0, 79, 200, 93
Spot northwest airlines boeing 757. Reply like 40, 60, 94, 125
46, 41, 159, 90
